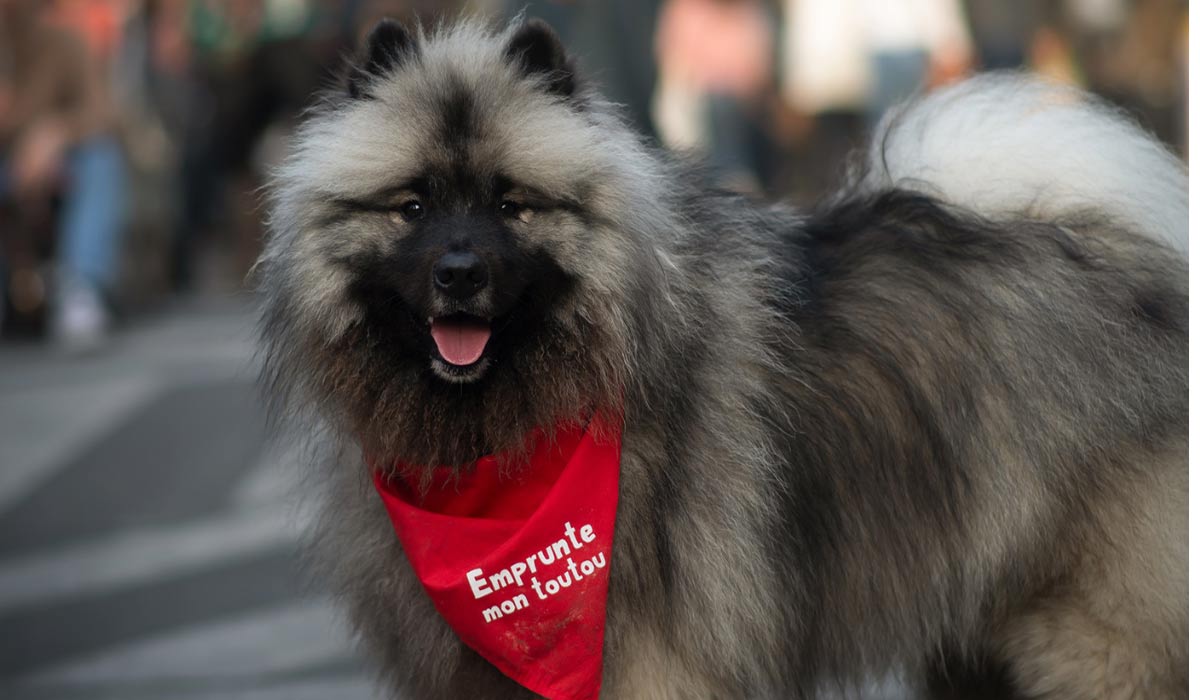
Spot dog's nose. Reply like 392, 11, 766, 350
433, 251, 488, 299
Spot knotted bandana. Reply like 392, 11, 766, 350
371, 417, 621, 700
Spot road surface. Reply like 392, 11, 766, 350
0, 295, 375, 700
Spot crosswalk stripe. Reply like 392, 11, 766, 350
21, 599, 354, 686
0, 376, 162, 516
0, 503, 311, 614
4, 675, 376, 700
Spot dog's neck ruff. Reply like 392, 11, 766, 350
370, 417, 621, 700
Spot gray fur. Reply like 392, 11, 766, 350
258, 18, 1187, 700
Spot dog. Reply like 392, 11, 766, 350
257, 17, 1187, 699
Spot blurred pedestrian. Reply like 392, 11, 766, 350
0, 0, 129, 345
654, 0, 774, 189
776, 0, 971, 201
500, 0, 664, 142
860, 0, 972, 124
960, 0, 1040, 69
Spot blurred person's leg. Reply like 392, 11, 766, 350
170, 65, 223, 292
174, 125, 219, 291
570, 0, 663, 141
0, 162, 10, 332
706, 94, 763, 192
55, 136, 128, 345
867, 49, 927, 125
0, 159, 54, 335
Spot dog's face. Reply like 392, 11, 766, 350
348, 150, 576, 386
260, 19, 668, 466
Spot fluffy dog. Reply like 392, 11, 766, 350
257, 17, 1187, 699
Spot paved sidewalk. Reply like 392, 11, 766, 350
0, 295, 375, 700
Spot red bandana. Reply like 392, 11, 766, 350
371, 417, 621, 700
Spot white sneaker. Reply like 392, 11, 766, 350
54, 275, 110, 349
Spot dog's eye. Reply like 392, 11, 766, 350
498, 200, 529, 220
391, 200, 425, 224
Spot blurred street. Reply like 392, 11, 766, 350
0, 295, 374, 700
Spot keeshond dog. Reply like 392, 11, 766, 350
257, 17, 1187, 700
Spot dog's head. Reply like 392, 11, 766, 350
259, 18, 671, 466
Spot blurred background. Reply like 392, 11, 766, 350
0, 1, 1187, 698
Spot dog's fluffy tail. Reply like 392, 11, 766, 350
856, 74, 1188, 255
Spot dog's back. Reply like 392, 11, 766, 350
747, 77, 1187, 698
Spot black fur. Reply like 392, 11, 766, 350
504, 19, 575, 97
349, 18, 418, 98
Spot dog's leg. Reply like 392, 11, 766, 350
993, 447, 1187, 700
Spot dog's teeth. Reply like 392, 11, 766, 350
426, 317, 433, 326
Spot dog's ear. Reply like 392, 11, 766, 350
349, 19, 418, 98
504, 19, 575, 97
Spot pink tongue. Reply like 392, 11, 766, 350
430, 318, 492, 366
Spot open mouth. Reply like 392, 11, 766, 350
429, 313, 493, 368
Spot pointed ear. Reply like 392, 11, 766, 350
504, 19, 575, 97
349, 19, 417, 98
